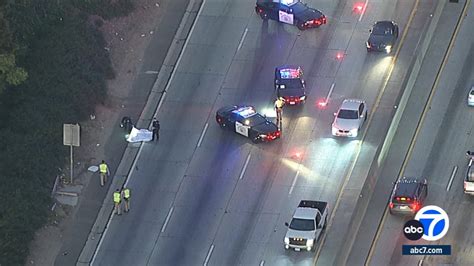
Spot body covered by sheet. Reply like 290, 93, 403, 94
126, 127, 152, 142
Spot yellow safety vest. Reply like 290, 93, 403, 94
99, 163, 108, 173
123, 188, 130, 199
275, 99, 284, 109
113, 192, 121, 203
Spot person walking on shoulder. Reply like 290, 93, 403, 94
152, 118, 160, 141
122, 187, 131, 213
99, 160, 110, 187
113, 189, 122, 215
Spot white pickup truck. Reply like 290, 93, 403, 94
284, 200, 328, 251
464, 155, 474, 194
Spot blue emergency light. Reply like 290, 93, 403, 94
279, 68, 300, 79
233, 106, 256, 118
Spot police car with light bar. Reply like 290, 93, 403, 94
255, 0, 326, 30
216, 105, 281, 143
275, 65, 306, 105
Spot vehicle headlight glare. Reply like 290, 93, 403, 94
350, 128, 358, 136
332, 126, 338, 135
300, 96, 306, 101
385, 45, 392, 53
307, 238, 314, 246
284, 237, 290, 244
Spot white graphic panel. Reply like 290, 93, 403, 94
279, 10, 294, 24
235, 121, 249, 137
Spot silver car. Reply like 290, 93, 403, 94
468, 86, 474, 106
332, 99, 368, 137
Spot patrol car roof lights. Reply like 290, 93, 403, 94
233, 106, 256, 118
280, 0, 298, 6
280, 68, 300, 79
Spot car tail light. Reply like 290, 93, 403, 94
257, 7, 263, 13
412, 202, 419, 211
216, 116, 222, 123
322, 16, 327, 24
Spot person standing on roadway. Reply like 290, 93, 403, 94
99, 160, 110, 187
152, 118, 160, 141
274, 97, 285, 129
122, 187, 131, 213
113, 189, 122, 215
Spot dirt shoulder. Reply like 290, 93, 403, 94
25, 0, 180, 265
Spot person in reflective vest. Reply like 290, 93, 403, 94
122, 188, 131, 213
113, 189, 122, 215
274, 98, 285, 129
99, 160, 110, 187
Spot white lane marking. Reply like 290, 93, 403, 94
145, 70, 159, 74
418, 259, 423, 266
204, 244, 215, 266
260, 260, 265, 266
161, 207, 174, 233
324, 83, 335, 105
237, 28, 248, 51
197, 123, 209, 147
289, 171, 300, 195
358, 0, 369, 21
446, 165, 458, 191
239, 154, 252, 180
91, 210, 116, 265
91, 0, 209, 264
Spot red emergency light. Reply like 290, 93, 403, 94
316, 98, 328, 109
353, 3, 364, 13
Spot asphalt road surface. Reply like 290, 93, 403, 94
347, 0, 474, 265
90, 0, 438, 265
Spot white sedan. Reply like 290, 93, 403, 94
468, 86, 474, 106
332, 99, 368, 138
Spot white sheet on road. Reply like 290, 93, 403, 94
126, 127, 152, 143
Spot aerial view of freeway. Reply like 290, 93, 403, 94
68, 0, 472, 265
79, 0, 474, 265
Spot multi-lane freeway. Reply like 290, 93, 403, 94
82, 0, 473, 265
347, 0, 474, 265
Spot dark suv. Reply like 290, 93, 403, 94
389, 177, 428, 216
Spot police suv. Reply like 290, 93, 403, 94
255, 0, 327, 30
216, 105, 280, 143
275, 65, 306, 105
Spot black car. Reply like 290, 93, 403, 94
366, 21, 399, 53
389, 177, 428, 216
216, 105, 281, 143
275, 65, 306, 105
255, 0, 326, 30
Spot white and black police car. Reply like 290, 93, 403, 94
216, 105, 281, 143
255, 0, 326, 30
275, 65, 306, 105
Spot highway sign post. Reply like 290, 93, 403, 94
63, 124, 80, 184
